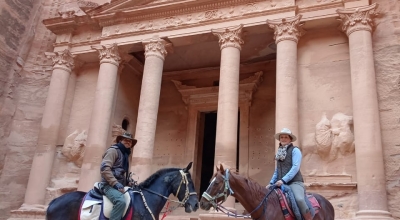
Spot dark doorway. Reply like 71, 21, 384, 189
199, 112, 217, 196
198, 112, 240, 197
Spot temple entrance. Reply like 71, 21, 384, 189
197, 111, 240, 197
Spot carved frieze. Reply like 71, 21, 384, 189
143, 38, 171, 61
100, 1, 293, 39
267, 14, 305, 44
212, 25, 244, 50
337, 3, 378, 36
92, 43, 121, 66
44, 49, 75, 73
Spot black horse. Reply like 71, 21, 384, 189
46, 162, 199, 220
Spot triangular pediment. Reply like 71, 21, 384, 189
87, 0, 189, 15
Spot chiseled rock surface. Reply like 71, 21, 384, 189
372, 1, 400, 218
0, 0, 53, 219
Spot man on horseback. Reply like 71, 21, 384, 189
266, 128, 312, 220
100, 132, 137, 220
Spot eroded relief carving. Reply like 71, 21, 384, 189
58, 1, 99, 18
212, 25, 244, 50
112, 124, 126, 144
296, 0, 340, 8
337, 3, 378, 36
62, 130, 87, 167
302, 112, 355, 165
267, 14, 305, 44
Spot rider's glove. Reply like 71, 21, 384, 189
113, 182, 124, 191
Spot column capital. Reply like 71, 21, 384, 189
212, 24, 244, 51
92, 43, 121, 67
267, 15, 305, 44
142, 38, 171, 61
337, 3, 379, 36
45, 49, 75, 73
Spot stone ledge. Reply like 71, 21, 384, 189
8, 209, 46, 220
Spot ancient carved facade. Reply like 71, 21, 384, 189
1, 0, 400, 220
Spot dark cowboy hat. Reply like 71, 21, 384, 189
116, 132, 138, 146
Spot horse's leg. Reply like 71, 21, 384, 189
313, 193, 335, 220
46, 191, 86, 220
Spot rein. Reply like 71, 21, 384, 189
202, 169, 276, 220
134, 170, 197, 220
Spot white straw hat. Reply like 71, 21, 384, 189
274, 128, 297, 142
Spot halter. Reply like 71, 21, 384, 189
201, 169, 234, 208
138, 169, 197, 220
201, 169, 276, 220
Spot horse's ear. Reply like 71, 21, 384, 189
183, 162, 193, 172
219, 164, 225, 174
216, 165, 219, 172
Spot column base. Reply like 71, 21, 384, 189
8, 204, 46, 220
353, 210, 394, 220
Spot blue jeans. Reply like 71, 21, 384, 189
103, 184, 126, 220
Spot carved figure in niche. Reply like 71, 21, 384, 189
301, 113, 355, 173
62, 130, 87, 167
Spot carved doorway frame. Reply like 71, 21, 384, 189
172, 71, 263, 194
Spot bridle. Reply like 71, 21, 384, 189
201, 169, 276, 220
136, 169, 198, 220
201, 169, 234, 208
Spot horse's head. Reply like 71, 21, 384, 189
171, 162, 199, 213
199, 164, 232, 210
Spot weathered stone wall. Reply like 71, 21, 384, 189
372, 0, 400, 218
152, 80, 189, 172
112, 68, 142, 136
297, 27, 357, 219
0, 0, 58, 218
0, 0, 40, 181
247, 62, 276, 184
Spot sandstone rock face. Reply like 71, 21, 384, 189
372, 1, 400, 218
0, 0, 54, 218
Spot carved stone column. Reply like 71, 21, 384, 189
22, 49, 75, 208
77, 43, 122, 191
212, 25, 244, 209
337, 4, 393, 219
267, 15, 304, 145
130, 38, 170, 181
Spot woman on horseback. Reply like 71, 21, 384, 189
266, 128, 311, 220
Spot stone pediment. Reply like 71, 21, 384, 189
87, 0, 199, 16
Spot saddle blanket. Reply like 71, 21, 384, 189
275, 186, 321, 220
79, 185, 134, 220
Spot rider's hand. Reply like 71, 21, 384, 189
275, 180, 284, 187
266, 184, 273, 189
113, 183, 125, 193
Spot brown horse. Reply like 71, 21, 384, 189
199, 164, 334, 220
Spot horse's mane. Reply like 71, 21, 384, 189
229, 169, 268, 201
138, 167, 181, 188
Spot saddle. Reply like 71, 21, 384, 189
275, 188, 321, 220
79, 183, 134, 220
